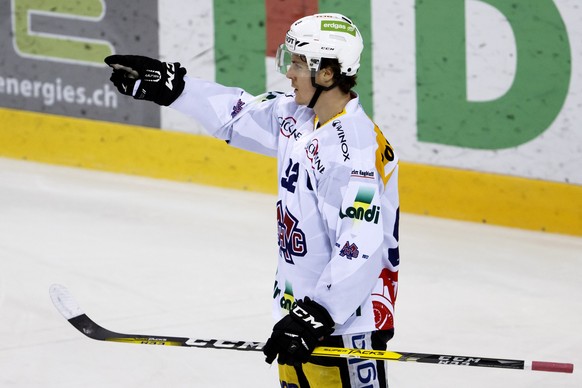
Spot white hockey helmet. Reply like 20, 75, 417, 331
276, 13, 364, 77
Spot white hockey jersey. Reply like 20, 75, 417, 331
171, 77, 400, 335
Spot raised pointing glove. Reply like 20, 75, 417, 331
263, 297, 334, 365
104, 54, 186, 106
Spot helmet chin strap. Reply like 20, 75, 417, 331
307, 70, 339, 109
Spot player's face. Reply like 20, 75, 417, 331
286, 54, 316, 106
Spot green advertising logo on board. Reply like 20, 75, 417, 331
416, 0, 571, 150
1, 0, 160, 126
12, 0, 113, 65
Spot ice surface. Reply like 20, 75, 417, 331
0, 157, 580, 387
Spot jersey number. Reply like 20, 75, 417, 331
281, 159, 300, 193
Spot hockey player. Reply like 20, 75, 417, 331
105, 13, 399, 388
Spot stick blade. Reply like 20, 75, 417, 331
531, 361, 574, 374
49, 284, 84, 320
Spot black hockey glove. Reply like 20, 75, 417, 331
104, 54, 186, 106
263, 297, 334, 365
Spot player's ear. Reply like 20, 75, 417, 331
317, 66, 335, 86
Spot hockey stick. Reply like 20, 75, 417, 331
49, 284, 573, 373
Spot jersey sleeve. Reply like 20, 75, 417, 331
169, 76, 283, 156
313, 146, 400, 326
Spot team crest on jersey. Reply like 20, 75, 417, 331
276, 200, 307, 264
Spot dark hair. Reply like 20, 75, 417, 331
320, 58, 357, 94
